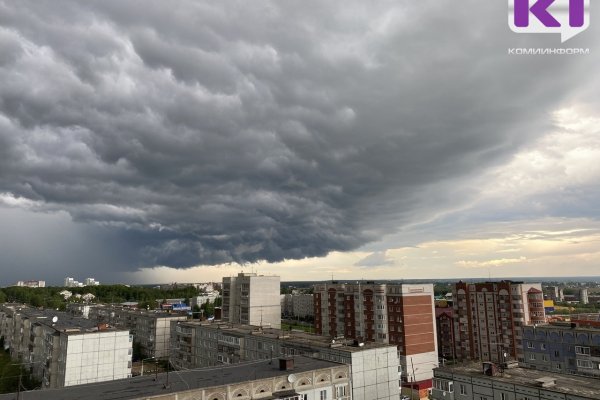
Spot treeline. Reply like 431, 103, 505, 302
0, 285, 207, 309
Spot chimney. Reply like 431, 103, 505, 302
279, 358, 294, 371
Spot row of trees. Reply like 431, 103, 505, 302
0, 285, 207, 309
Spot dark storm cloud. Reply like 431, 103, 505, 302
0, 0, 597, 272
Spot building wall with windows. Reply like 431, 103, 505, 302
313, 282, 437, 395
170, 321, 400, 400
431, 363, 600, 400
0, 305, 132, 389
521, 323, 600, 377
222, 273, 281, 329
453, 281, 545, 363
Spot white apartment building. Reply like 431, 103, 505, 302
0, 305, 132, 388
64, 277, 83, 288
84, 278, 100, 286
190, 291, 220, 308
171, 321, 400, 400
14, 280, 46, 288
222, 273, 281, 329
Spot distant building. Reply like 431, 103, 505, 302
543, 285, 564, 302
314, 281, 438, 398
453, 281, 545, 363
431, 362, 600, 400
64, 277, 83, 287
190, 291, 220, 308
521, 322, 600, 377
84, 278, 100, 286
580, 288, 590, 305
170, 321, 400, 400
222, 273, 281, 329
14, 280, 45, 288
281, 294, 314, 318
0, 305, 131, 389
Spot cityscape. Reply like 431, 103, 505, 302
1, 1, 599, 400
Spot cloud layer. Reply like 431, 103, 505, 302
0, 0, 598, 282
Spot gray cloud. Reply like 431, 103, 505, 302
0, 0, 598, 279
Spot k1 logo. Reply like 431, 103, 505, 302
509, 0, 590, 42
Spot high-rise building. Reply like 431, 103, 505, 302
452, 281, 545, 363
313, 281, 437, 398
222, 272, 281, 329
435, 307, 455, 361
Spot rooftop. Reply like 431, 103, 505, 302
1, 305, 127, 335
177, 321, 394, 352
0, 356, 342, 400
435, 363, 600, 398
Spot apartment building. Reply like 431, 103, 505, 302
171, 321, 400, 400
0, 356, 351, 400
222, 273, 281, 329
282, 294, 315, 318
521, 323, 600, 377
435, 307, 454, 360
431, 362, 600, 400
190, 291, 220, 308
14, 280, 45, 288
453, 281, 545, 363
313, 282, 437, 398
0, 305, 132, 388
89, 306, 187, 359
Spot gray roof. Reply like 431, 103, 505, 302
436, 363, 600, 398
0, 356, 342, 400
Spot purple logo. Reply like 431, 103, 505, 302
509, 0, 590, 42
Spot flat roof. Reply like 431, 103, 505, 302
0, 356, 343, 400
1, 305, 128, 335
435, 363, 600, 398
177, 321, 395, 352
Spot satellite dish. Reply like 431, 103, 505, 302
52, 316, 58, 324
287, 374, 297, 383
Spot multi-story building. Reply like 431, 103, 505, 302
453, 281, 545, 363
64, 277, 83, 288
84, 278, 100, 286
170, 321, 400, 400
579, 288, 589, 305
222, 273, 281, 329
88, 306, 187, 359
0, 305, 132, 388
282, 294, 314, 318
313, 282, 437, 398
521, 322, 600, 377
190, 291, 220, 308
0, 356, 351, 400
543, 286, 564, 302
14, 280, 46, 288
431, 362, 600, 400
436, 307, 455, 360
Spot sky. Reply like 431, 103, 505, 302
0, 0, 599, 285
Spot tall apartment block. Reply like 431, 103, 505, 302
222, 272, 281, 329
435, 307, 455, 360
313, 282, 437, 398
452, 281, 545, 363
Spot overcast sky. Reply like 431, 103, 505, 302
1, 0, 599, 285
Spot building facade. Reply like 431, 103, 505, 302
222, 273, 281, 329
282, 294, 314, 318
88, 306, 187, 359
453, 281, 545, 363
14, 280, 46, 288
431, 363, 600, 400
436, 307, 455, 360
170, 321, 400, 400
313, 282, 437, 398
0, 305, 132, 388
521, 323, 600, 377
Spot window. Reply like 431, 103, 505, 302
529, 354, 536, 361
577, 359, 592, 369
540, 343, 546, 350
501, 394, 507, 400
575, 346, 590, 356
320, 390, 328, 400
460, 384, 467, 395
335, 385, 348, 398
527, 342, 534, 349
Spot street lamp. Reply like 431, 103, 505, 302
141, 357, 155, 376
